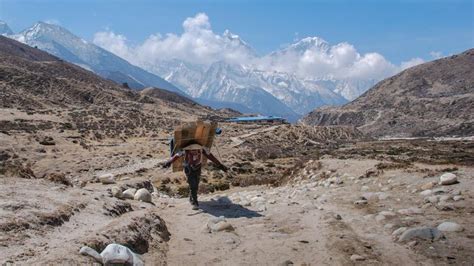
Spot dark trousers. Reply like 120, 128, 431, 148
184, 166, 201, 204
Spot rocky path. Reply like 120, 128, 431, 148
157, 158, 474, 265
159, 174, 421, 264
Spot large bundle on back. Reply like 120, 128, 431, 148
172, 121, 218, 172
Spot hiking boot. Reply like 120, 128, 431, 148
192, 203, 199, 210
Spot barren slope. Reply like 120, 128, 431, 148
301, 49, 474, 137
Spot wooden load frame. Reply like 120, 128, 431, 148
172, 120, 218, 172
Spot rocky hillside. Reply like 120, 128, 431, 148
301, 49, 474, 137
0, 36, 231, 137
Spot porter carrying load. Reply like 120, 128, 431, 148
163, 120, 227, 210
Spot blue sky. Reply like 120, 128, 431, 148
0, 0, 473, 64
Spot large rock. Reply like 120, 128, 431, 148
134, 188, 152, 203
439, 173, 458, 185
101, 243, 143, 266
123, 188, 137, 199
80, 244, 144, 265
398, 227, 444, 242
437, 222, 464, 232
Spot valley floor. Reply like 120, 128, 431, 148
1, 122, 473, 265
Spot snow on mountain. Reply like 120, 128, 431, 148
304, 78, 377, 102
10, 22, 183, 94
0, 21, 13, 35
152, 59, 347, 117
272, 36, 330, 56
198, 61, 300, 121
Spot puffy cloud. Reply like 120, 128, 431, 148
94, 13, 254, 67
93, 12, 423, 82
93, 31, 131, 60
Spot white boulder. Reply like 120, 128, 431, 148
437, 222, 464, 232
122, 188, 137, 199
439, 173, 458, 185
134, 188, 152, 203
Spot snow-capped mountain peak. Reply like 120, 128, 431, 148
222, 29, 256, 57
279, 36, 330, 55
9, 21, 184, 94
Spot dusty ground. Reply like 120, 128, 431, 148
1, 117, 473, 265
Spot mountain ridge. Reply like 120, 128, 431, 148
9, 21, 184, 94
301, 48, 474, 137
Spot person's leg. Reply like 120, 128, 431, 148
185, 167, 201, 206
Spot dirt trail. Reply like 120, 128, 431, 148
159, 176, 426, 265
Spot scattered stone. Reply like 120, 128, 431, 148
39, 136, 55, 145
439, 173, 458, 186
398, 207, 423, 215
99, 173, 116, 184
111, 187, 122, 198
376, 211, 396, 222
207, 216, 234, 233
398, 227, 444, 242
225, 238, 236, 244
437, 222, 464, 232
280, 260, 294, 266
425, 196, 439, 204
384, 223, 395, 230
122, 188, 137, 199
451, 190, 462, 196
354, 200, 368, 205
421, 203, 432, 209
354, 199, 368, 205
334, 214, 342, 220
134, 188, 152, 203
439, 195, 451, 202
407, 240, 418, 248
378, 193, 389, 200
421, 181, 435, 190
392, 227, 407, 236
350, 254, 366, 261
453, 195, 464, 201
432, 188, 447, 195
437, 202, 456, 211
420, 190, 432, 196
361, 186, 369, 192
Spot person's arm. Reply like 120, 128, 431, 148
162, 152, 183, 168
203, 150, 228, 172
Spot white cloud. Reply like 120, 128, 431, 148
93, 12, 424, 82
400, 57, 425, 70
430, 51, 443, 59
93, 31, 131, 59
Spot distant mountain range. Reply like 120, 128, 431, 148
7, 21, 183, 94
301, 49, 474, 137
3, 21, 379, 120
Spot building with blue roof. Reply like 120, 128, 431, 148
226, 116, 287, 124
